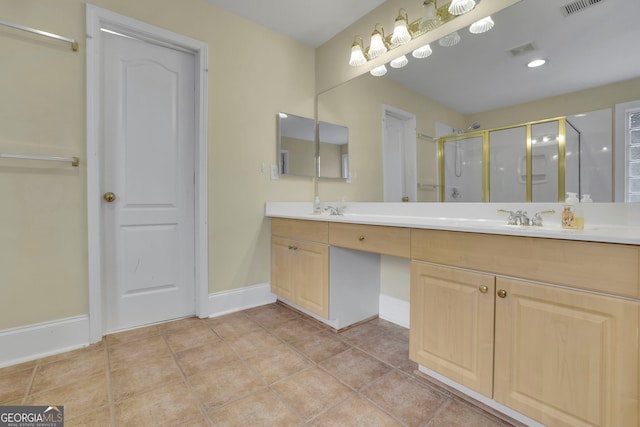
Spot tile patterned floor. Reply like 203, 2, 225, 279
0, 303, 515, 426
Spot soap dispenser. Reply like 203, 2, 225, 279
562, 192, 583, 229
313, 196, 322, 214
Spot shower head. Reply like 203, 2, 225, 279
467, 122, 481, 131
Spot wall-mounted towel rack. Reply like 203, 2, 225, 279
0, 19, 78, 51
417, 133, 435, 141
0, 153, 79, 167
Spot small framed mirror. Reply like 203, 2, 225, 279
318, 121, 349, 179
277, 112, 316, 177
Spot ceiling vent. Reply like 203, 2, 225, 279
507, 42, 537, 57
561, 0, 605, 16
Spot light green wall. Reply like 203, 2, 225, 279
0, 0, 316, 329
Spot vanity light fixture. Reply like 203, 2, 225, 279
439, 31, 461, 47
448, 0, 476, 15
390, 54, 409, 68
349, 36, 367, 67
469, 16, 494, 34
412, 43, 433, 59
370, 64, 388, 76
391, 9, 412, 46
527, 58, 546, 68
420, 0, 440, 31
368, 23, 387, 59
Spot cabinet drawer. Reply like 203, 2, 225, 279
411, 229, 640, 298
271, 218, 328, 243
329, 223, 410, 258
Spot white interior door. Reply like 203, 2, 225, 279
102, 31, 196, 332
383, 107, 417, 202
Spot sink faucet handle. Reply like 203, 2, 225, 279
498, 209, 518, 225
531, 210, 556, 226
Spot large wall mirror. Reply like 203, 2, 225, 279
316, 0, 640, 202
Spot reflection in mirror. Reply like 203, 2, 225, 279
442, 134, 483, 202
277, 113, 316, 177
530, 121, 560, 202
316, 0, 640, 202
490, 126, 526, 202
318, 121, 349, 179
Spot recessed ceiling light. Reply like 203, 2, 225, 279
527, 59, 546, 68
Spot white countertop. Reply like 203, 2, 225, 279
265, 202, 640, 245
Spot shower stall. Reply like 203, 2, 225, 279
439, 117, 581, 202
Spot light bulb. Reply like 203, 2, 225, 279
349, 41, 367, 67
412, 44, 433, 59
448, 0, 476, 15
469, 16, 494, 34
420, 0, 439, 30
390, 9, 411, 46
438, 31, 461, 47
370, 64, 387, 77
390, 55, 408, 69
368, 25, 387, 59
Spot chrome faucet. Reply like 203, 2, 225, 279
325, 206, 346, 216
499, 209, 555, 226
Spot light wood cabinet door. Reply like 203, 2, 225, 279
294, 240, 329, 318
494, 277, 639, 427
271, 236, 296, 301
410, 262, 495, 397
271, 236, 329, 318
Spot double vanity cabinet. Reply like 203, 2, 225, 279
269, 214, 639, 427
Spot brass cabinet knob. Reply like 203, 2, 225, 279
288, 245, 298, 250
358, 235, 365, 241
103, 192, 116, 203
497, 289, 507, 298
479, 285, 489, 294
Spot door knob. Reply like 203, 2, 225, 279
497, 289, 507, 298
479, 285, 489, 294
103, 192, 116, 203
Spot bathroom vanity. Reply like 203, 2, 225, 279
266, 202, 640, 427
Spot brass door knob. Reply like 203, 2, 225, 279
358, 235, 365, 241
497, 289, 507, 298
479, 285, 489, 294
103, 192, 116, 203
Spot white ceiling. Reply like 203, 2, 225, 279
207, 0, 640, 115
205, 0, 386, 48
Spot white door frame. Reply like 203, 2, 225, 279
382, 104, 417, 202
86, 5, 209, 343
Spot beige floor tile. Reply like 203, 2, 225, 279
24, 373, 109, 420
157, 316, 209, 333
359, 333, 411, 368
31, 348, 106, 394
110, 354, 183, 401
244, 304, 300, 328
272, 367, 354, 421
175, 340, 238, 377
65, 406, 112, 427
244, 343, 312, 384
37, 342, 105, 365
164, 324, 220, 353
338, 322, 387, 347
362, 370, 448, 427
289, 331, 351, 363
106, 324, 161, 346
114, 381, 202, 426
269, 318, 321, 342
0, 367, 34, 403
188, 359, 265, 409
225, 328, 282, 358
0, 360, 36, 377
309, 395, 402, 426
320, 348, 391, 390
207, 389, 301, 426
108, 334, 172, 371
426, 399, 512, 427
208, 313, 263, 339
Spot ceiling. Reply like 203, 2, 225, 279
207, 0, 640, 115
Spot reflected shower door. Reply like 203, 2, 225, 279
443, 136, 483, 202
489, 126, 527, 202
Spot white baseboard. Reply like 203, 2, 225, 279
379, 294, 410, 328
0, 315, 91, 368
207, 282, 277, 318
